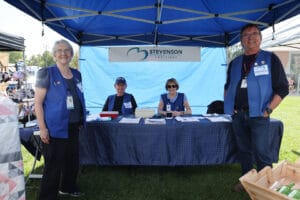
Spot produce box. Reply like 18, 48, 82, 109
239, 160, 300, 200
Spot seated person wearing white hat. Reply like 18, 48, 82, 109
102, 77, 137, 115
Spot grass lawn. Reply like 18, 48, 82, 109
23, 96, 300, 200
272, 96, 300, 162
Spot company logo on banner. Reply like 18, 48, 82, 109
109, 46, 200, 62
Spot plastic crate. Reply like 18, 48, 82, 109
239, 160, 300, 200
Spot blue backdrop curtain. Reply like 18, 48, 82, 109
80, 47, 227, 114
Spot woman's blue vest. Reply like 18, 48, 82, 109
224, 50, 273, 117
108, 93, 133, 115
44, 65, 86, 138
161, 93, 185, 111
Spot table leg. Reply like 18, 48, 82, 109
26, 131, 43, 184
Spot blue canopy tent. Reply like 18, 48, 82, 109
4, 0, 300, 113
4, 0, 299, 47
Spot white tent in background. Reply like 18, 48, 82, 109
261, 14, 300, 95
261, 14, 300, 51
0, 31, 25, 51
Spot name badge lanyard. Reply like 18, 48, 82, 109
241, 55, 257, 88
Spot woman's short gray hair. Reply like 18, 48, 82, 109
52, 39, 74, 56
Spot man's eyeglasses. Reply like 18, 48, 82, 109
241, 32, 260, 38
167, 85, 177, 89
56, 49, 71, 54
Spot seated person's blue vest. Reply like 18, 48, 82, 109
108, 93, 134, 115
161, 93, 185, 111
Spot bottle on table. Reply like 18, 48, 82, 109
277, 183, 295, 196
288, 189, 300, 199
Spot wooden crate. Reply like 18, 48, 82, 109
239, 160, 300, 200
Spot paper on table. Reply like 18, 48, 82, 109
205, 115, 232, 122
175, 116, 201, 122
119, 117, 141, 124
202, 113, 218, 117
86, 114, 111, 122
144, 118, 166, 124
25, 121, 37, 127
86, 114, 100, 121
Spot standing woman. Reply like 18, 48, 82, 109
158, 78, 192, 117
35, 39, 85, 200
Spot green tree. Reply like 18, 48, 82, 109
227, 44, 243, 64
26, 50, 79, 68
26, 50, 55, 67
70, 51, 79, 69
9, 51, 23, 63
26, 54, 42, 66
40, 50, 55, 67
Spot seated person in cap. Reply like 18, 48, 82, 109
102, 77, 137, 115
158, 78, 192, 117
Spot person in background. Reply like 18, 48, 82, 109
158, 78, 192, 117
35, 39, 86, 200
224, 24, 289, 192
102, 77, 137, 115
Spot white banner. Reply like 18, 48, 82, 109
109, 46, 200, 62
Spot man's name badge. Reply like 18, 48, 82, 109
124, 102, 132, 109
254, 64, 269, 76
241, 78, 247, 88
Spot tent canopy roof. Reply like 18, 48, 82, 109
5, 0, 300, 47
0, 31, 25, 51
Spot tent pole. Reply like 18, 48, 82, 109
297, 74, 300, 95
23, 50, 28, 98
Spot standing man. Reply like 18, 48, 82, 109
224, 24, 289, 192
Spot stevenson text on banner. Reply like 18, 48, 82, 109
109, 46, 201, 62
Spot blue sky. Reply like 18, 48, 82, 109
0, 1, 78, 57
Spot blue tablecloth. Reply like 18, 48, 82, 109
19, 126, 41, 160
20, 126, 39, 142
79, 117, 283, 166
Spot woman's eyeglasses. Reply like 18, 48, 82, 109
56, 49, 71, 54
167, 85, 177, 89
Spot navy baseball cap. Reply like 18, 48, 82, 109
115, 77, 127, 85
